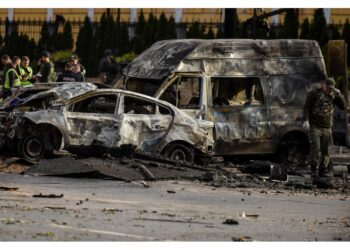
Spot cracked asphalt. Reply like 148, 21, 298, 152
0, 173, 349, 241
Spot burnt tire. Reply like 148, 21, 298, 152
163, 143, 195, 163
18, 136, 45, 162
279, 140, 308, 165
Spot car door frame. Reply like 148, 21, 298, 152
117, 92, 175, 154
63, 91, 122, 148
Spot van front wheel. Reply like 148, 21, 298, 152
279, 140, 308, 165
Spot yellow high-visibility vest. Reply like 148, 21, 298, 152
18, 65, 33, 86
4, 68, 21, 90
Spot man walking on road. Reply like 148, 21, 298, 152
303, 77, 346, 177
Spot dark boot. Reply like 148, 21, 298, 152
308, 163, 318, 177
319, 166, 332, 177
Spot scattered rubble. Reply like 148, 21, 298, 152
0, 145, 349, 193
32, 193, 64, 198
0, 186, 18, 191
222, 219, 239, 225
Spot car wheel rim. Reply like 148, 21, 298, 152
170, 149, 187, 161
25, 138, 43, 157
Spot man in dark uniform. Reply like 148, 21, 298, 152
56, 62, 84, 82
0, 55, 12, 85
36, 51, 55, 83
70, 55, 86, 81
303, 77, 346, 177
98, 49, 119, 85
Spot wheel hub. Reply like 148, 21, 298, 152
170, 149, 186, 161
25, 138, 43, 157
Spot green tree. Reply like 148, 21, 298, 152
300, 18, 310, 39
0, 33, 3, 52
132, 9, 147, 53
145, 12, 158, 47
76, 16, 94, 76
61, 21, 73, 50
93, 12, 116, 68
4, 30, 20, 56
342, 18, 350, 64
37, 21, 52, 54
223, 9, 239, 38
119, 23, 130, 55
187, 21, 205, 38
310, 8, 329, 46
17, 34, 36, 59
328, 23, 341, 40
216, 27, 223, 38
166, 15, 177, 39
155, 12, 168, 41
206, 27, 215, 39
268, 23, 279, 39
281, 9, 299, 38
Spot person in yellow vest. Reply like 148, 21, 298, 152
2, 59, 21, 99
18, 56, 34, 86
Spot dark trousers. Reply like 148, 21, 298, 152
308, 124, 332, 170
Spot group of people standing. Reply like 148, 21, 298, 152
0, 51, 86, 99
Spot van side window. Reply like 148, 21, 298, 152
160, 76, 201, 109
211, 77, 263, 106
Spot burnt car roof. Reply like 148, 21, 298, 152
23, 82, 97, 105
123, 39, 326, 79
20, 82, 180, 109
0, 83, 67, 110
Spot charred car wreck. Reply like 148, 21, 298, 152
0, 82, 213, 162
118, 39, 349, 164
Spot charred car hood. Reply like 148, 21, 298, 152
23, 82, 97, 105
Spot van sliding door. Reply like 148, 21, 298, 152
209, 77, 272, 155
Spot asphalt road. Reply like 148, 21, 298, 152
0, 173, 349, 241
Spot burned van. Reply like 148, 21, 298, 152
117, 39, 349, 164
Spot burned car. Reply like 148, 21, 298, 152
117, 39, 349, 164
0, 82, 213, 162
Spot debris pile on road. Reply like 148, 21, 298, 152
12, 151, 348, 192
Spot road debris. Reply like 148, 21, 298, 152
222, 219, 239, 225
232, 236, 253, 241
44, 207, 66, 210
0, 186, 18, 191
135, 218, 212, 225
137, 163, 156, 180
140, 181, 150, 188
32, 193, 64, 198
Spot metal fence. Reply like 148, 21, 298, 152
0, 18, 222, 42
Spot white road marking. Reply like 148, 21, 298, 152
49, 224, 157, 240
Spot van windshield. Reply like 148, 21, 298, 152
211, 77, 263, 106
